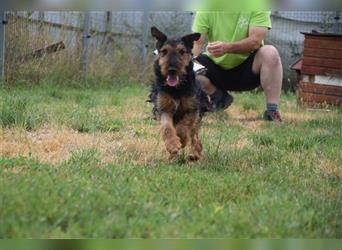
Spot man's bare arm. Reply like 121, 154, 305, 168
207, 27, 268, 57
193, 33, 207, 57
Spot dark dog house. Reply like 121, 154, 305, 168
291, 32, 342, 107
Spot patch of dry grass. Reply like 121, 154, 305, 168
0, 123, 165, 166
1, 86, 341, 168
0, 95, 338, 165
320, 159, 342, 179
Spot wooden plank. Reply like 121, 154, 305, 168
291, 58, 302, 70
304, 39, 342, 50
303, 56, 342, 69
301, 65, 342, 76
304, 34, 342, 40
302, 32, 342, 39
304, 48, 342, 59
298, 100, 337, 108
297, 89, 342, 106
299, 82, 342, 96
16, 41, 66, 62
314, 76, 342, 86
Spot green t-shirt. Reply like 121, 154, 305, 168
192, 12, 272, 69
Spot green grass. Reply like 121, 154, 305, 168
0, 93, 45, 130
0, 82, 341, 238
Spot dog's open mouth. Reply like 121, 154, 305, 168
166, 75, 180, 87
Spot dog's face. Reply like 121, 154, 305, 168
151, 26, 201, 87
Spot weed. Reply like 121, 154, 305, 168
252, 134, 274, 147
242, 101, 258, 112
0, 93, 44, 130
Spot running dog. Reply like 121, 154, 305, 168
149, 26, 210, 161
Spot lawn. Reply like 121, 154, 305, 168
0, 81, 341, 238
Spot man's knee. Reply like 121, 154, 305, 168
258, 45, 282, 66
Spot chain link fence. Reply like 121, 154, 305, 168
1, 11, 341, 89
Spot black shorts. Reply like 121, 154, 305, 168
196, 52, 261, 92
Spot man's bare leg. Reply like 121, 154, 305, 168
252, 45, 283, 105
252, 45, 283, 122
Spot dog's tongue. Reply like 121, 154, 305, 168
166, 75, 179, 87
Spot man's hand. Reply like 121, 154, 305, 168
207, 41, 229, 58
207, 27, 268, 56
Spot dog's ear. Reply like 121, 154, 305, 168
151, 26, 167, 48
181, 33, 201, 49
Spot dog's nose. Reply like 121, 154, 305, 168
168, 67, 177, 75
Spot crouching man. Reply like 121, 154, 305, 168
193, 11, 283, 122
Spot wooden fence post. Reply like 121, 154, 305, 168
105, 11, 112, 33
142, 10, 149, 76
81, 11, 91, 79
38, 11, 44, 33
38, 11, 45, 22
0, 11, 6, 82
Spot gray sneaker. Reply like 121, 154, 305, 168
263, 110, 283, 123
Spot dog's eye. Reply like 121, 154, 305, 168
179, 49, 185, 55
160, 49, 168, 56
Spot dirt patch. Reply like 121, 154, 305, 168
284, 112, 315, 124
233, 136, 251, 150
227, 106, 322, 129
319, 159, 342, 179
1, 125, 122, 165
227, 107, 264, 132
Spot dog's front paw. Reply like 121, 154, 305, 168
188, 154, 201, 162
165, 137, 182, 155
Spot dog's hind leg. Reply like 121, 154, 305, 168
176, 127, 190, 149
176, 112, 202, 162
175, 119, 192, 149
188, 123, 202, 162
160, 113, 182, 156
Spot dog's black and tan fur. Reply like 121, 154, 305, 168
149, 27, 210, 161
